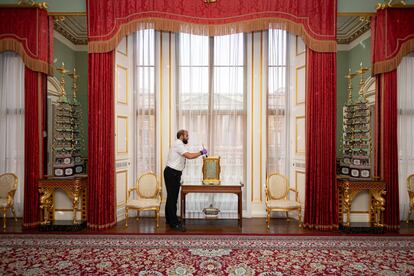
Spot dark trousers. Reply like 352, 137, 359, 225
164, 166, 182, 226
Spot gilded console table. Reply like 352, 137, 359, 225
38, 175, 87, 224
337, 178, 386, 228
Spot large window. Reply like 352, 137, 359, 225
177, 33, 245, 184
267, 29, 288, 174
134, 29, 156, 175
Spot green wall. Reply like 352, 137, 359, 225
75, 51, 88, 158
54, 39, 88, 158
336, 51, 349, 157
336, 36, 371, 157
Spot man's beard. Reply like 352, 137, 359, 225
183, 139, 188, 144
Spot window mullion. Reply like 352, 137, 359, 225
208, 36, 214, 152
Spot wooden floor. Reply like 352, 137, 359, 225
2, 217, 414, 235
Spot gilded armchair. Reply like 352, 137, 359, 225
407, 174, 414, 223
0, 173, 18, 229
265, 173, 302, 229
125, 172, 161, 227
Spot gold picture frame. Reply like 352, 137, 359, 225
202, 156, 221, 185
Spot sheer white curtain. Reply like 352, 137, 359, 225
0, 52, 25, 217
267, 29, 288, 174
177, 33, 245, 218
134, 29, 156, 176
397, 53, 414, 221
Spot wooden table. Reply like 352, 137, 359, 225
180, 184, 243, 227
337, 178, 386, 228
38, 175, 88, 224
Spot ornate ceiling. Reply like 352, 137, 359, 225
337, 16, 371, 45
53, 15, 371, 46
54, 15, 87, 45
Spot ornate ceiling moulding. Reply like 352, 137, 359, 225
337, 16, 371, 45
376, 0, 406, 10
337, 23, 371, 44
53, 15, 88, 46
17, 0, 48, 10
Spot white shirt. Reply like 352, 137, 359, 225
166, 139, 188, 171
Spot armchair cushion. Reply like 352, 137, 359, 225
126, 198, 160, 209
0, 174, 17, 199
0, 198, 8, 208
267, 199, 301, 209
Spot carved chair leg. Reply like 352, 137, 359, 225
136, 211, 140, 222
285, 211, 290, 222
407, 209, 412, 224
11, 207, 17, 222
266, 209, 270, 230
156, 210, 160, 228
298, 208, 303, 227
125, 207, 129, 227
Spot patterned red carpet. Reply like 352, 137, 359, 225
0, 234, 413, 275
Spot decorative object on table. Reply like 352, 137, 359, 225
68, 68, 85, 174
265, 173, 302, 229
53, 63, 74, 177
339, 63, 372, 179
52, 63, 85, 177
0, 173, 18, 229
202, 156, 221, 185
407, 174, 414, 223
202, 204, 220, 218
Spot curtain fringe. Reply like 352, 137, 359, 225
0, 38, 53, 75
302, 223, 339, 231
87, 220, 117, 230
22, 221, 40, 228
373, 37, 414, 75
88, 18, 336, 54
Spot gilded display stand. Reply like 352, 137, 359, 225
337, 63, 386, 233
38, 63, 87, 231
38, 175, 87, 231
337, 178, 386, 233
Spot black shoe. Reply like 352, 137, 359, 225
170, 223, 186, 232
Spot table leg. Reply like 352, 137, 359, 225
181, 192, 186, 225
72, 185, 81, 224
238, 192, 242, 227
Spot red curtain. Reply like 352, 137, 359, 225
372, 8, 414, 75
23, 68, 46, 228
87, 0, 336, 53
371, 8, 414, 229
379, 72, 400, 228
87, 52, 116, 229
0, 8, 53, 228
86, 0, 337, 230
0, 8, 53, 74
304, 50, 338, 230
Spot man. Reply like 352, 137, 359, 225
164, 129, 207, 231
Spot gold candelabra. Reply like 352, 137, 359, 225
345, 68, 357, 104
56, 62, 69, 99
356, 62, 369, 99
68, 68, 79, 102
